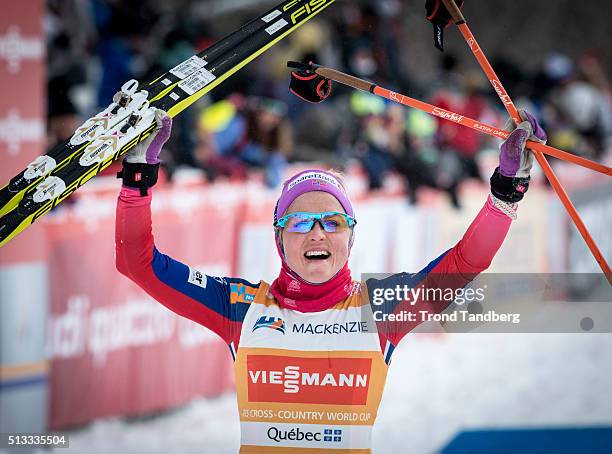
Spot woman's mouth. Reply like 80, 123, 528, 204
304, 250, 331, 261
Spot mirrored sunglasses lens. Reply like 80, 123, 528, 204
286, 214, 315, 233
321, 214, 349, 232
283, 213, 353, 233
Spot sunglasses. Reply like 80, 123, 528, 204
274, 211, 357, 233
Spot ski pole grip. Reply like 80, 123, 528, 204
441, 0, 465, 23
314, 67, 375, 93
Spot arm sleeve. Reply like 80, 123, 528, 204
115, 186, 254, 344
374, 195, 512, 356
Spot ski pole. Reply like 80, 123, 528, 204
439, 0, 611, 284
290, 61, 611, 284
300, 64, 610, 175
292, 63, 610, 175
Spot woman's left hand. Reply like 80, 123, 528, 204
490, 110, 547, 203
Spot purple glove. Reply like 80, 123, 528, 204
119, 108, 172, 196
125, 108, 172, 164
491, 110, 547, 203
499, 110, 547, 178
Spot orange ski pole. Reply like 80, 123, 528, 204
311, 66, 610, 175
440, 0, 611, 283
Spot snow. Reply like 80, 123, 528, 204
30, 333, 612, 454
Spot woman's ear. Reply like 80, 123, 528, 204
275, 228, 285, 257
348, 229, 355, 250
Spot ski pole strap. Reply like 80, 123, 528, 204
288, 62, 332, 104
490, 167, 530, 203
117, 160, 160, 196
425, 0, 465, 51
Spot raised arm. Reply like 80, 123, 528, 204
117, 186, 257, 345
115, 109, 255, 346
374, 111, 547, 352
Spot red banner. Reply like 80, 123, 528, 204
46, 182, 242, 428
0, 0, 45, 182
0, 0, 46, 266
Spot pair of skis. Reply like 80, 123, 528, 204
0, 0, 335, 248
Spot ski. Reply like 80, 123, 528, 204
0, 80, 146, 217
0, 0, 332, 218
0, 0, 335, 247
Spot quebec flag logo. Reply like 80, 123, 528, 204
324, 428, 342, 442
252, 316, 286, 334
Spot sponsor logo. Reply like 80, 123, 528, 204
253, 316, 286, 334
262, 10, 282, 23
473, 122, 492, 133
287, 171, 343, 192
324, 428, 343, 442
473, 122, 507, 138
247, 355, 371, 404
74, 123, 103, 142
347, 281, 362, 295
283, 0, 331, 25
432, 107, 464, 123
230, 283, 256, 303
389, 91, 404, 103
79, 131, 123, 166
30, 123, 156, 224
265, 19, 289, 36
467, 37, 480, 52
287, 279, 301, 292
188, 267, 207, 289
267, 426, 342, 443
0, 26, 44, 73
32, 176, 66, 203
292, 321, 369, 335
24, 155, 56, 180
0, 109, 44, 155
47, 294, 216, 365
490, 80, 513, 106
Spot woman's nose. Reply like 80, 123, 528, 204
308, 221, 327, 240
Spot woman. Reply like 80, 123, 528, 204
116, 107, 546, 452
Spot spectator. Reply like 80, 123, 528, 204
46, 0, 95, 148
196, 96, 293, 187
396, 110, 462, 208
550, 55, 611, 159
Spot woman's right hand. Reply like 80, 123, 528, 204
125, 108, 172, 165
119, 108, 172, 195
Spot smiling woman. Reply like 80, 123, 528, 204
270, 170, 356, 308
115, 106, 545, 453
278, 205, 353, 281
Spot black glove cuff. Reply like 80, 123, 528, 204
490, 167, 530, 203
425, 0, 465, 51
289, 71, 332, 103
117, 160, 160, 196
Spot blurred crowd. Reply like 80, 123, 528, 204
46, 0, 611, 208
